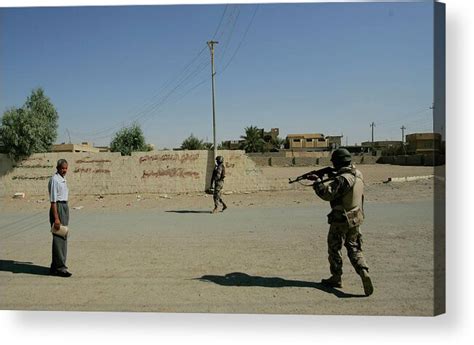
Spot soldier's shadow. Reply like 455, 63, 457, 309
0, 260, 50, 276
197, 272, 365, 298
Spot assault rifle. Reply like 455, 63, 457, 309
288, 166, 336, 184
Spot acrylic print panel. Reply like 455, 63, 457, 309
0, 1, 445, 316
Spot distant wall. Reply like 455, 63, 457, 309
249, 153, 378, 167
377, 154, 445, 166
0, 150, 273, 197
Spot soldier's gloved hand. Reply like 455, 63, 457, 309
312, 177, 324, 191
306, 174, 320, 181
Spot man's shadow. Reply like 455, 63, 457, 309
0, 260, 50, 276
166, 210, 212, 214
197, 272, 366, 298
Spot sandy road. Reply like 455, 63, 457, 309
0, 196, 435, 315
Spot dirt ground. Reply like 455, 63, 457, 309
0, 165, 443, 315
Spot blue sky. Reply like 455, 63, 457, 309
0, 1, 435, 148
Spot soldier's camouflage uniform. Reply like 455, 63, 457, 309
313, 164, 369, 277
212, 162, 226, 208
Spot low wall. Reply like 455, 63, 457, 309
270, 157, 294, 166
377, 154, 445, 166
284, 151, 330, 158
294, 157, 317, 166
249, 153, 379, 167
0, 150, 273, 197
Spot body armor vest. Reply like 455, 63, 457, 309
329, 166, 365, 227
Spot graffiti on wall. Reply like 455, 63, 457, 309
12, 175, 50, 180
76, 159, 111, 164
142, 168, 200, 179
74, 167, 111, 174
139, 153, 200, 164
16, 164, 54, 169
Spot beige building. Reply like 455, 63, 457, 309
286, 133, 328, 150
327, 135, 343, 149
406, 133, 442, 154
52, 142, 101, 153
361, 140, 403, 149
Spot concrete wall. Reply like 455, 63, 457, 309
269, 157, 294, 166
284, 151, 330, 158
377, 154, 445, 166
248, 156, 271, 167
293, 157, 317, 166
249, 153, 378, 167
0, 150, 273, 197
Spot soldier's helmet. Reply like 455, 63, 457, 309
216, 156, 224, 164
330, 148, 352, 164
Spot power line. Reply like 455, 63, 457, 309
376, 106, 430, 127
69, 4, 251, 145
218, 6, 241, 63
70, 45, 209, 138
212, 5, 229, 39
219, 5, 259, 75
70, 6, 238, 141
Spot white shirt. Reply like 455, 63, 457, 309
48, 172, 69, 202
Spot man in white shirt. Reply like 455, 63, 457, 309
48, 159, 72, 277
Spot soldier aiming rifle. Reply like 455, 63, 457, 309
289, 149, 374, 296
288, 166, 336, 185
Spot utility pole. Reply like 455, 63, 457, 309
66, 129, 72, 144
207, 40, 219, 160
401, 125, 406, 154
430, 102, 435, 133
370, 122, 376, 151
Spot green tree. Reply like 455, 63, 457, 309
218, 141, 230, 150
270, 136, 285, 151
240, 126, 264, 153
180, 134, 206, 150
110, 123, 150, 156
0, 88, 59, 160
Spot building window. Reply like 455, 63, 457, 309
293, 139, 301, 143
306, 139, 313, 142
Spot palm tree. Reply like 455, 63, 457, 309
240, 126, 264, 153
270, 136, 286, 151
180, 134, 206, 150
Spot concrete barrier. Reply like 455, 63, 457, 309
248, 156, 271, 167
294, 157, 317, 166
386, 175, 434, 183
376, 154, 444, 166
317, 157, 332, 166
270, 157, 294, 167
405, 155, 424, 166
356, 155, 379, 164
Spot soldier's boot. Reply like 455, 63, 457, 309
222, 203, 228, 212
359, 269, 374, 296
321, 275, 342, 288
212, 207, 218, 214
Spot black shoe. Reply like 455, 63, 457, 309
50, 269, 72, 277
222, 204, 228, 212
56, 270, 72, 277
321, 275, 343, 288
